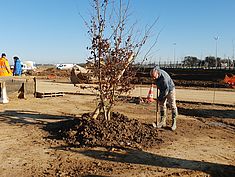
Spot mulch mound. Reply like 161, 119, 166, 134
51, 112, 163, 150
174, 80, 228, 88
33, 68, 71, 78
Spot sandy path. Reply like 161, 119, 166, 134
36, 80, 235, 105
0, 120, 53, 177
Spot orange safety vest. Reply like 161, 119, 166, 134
0, 57, 12, 76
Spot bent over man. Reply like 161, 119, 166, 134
150, 67, 178, 131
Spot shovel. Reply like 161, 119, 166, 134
152, 87, 159, 128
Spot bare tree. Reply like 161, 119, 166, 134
86, 0, 158, 120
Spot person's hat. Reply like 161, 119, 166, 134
13, 56, 19, 60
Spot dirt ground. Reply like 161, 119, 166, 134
0, 88, 235, 177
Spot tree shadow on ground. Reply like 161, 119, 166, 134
0, 110, 74, 125
75, 148, 235, 177
82, 175, 109, 177
178, 107, 235, 119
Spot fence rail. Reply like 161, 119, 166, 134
137, 61, 235, 70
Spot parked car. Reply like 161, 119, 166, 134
56, 63, 75, 70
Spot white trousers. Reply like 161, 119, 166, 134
159, 88, 177, 115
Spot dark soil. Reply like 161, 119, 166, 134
134, 68, 235, 88
174, 79, 229, 88
45, 112, 164, 150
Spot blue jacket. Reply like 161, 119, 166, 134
154, 68, 175, 101
13, 59, 22, 76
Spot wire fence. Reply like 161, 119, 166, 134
139, 61, 235, 70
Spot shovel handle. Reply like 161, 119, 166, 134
156, 88, 159, 125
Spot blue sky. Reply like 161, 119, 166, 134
1, 0, 235, 65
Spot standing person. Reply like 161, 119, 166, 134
150, 67, 178, 131
13, 56, 22, 76
0, 53, 12, 76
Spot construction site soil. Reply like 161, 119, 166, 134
33, 67, 235, 88
0, 67, 235, 177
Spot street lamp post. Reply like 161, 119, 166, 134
232, 40, 234, 61
214, 36, 219, 68
213, 36, 219, 104
232, 40, 234, 69
173, 43, 176, 67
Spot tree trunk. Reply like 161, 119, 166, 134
117, 53, 134, 81
91, 103, 111, 120
91, 104, 101, 119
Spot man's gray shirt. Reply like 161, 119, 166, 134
154, 68, 175, 101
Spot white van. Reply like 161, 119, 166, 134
56, 64, 75, 70
21, 61, 37, 73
